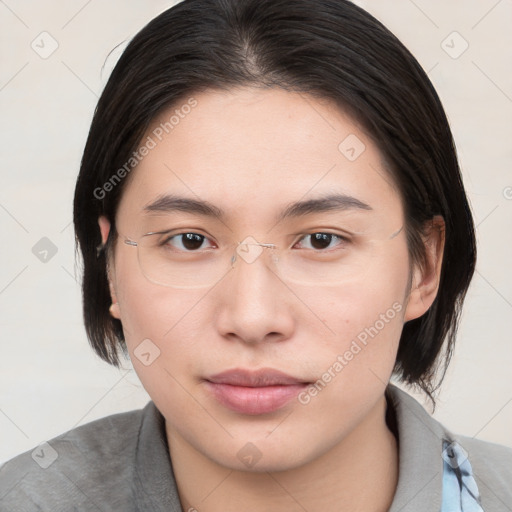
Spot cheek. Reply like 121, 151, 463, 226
113, 245, 200, 336
287, 262, 408, 437
115, 276, 212, 413
118, 284, 204, 345
297, 287, 404, 388
112, 251, 211, 385
295, 241, 410, 373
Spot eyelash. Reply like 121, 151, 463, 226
295, 233, 349, 251
158, 231, 350, 252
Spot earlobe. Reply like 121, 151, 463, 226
98, 215, 111, 246
97, 216, 121, 320
109, 302, 121, 319
404, 216, 445, 322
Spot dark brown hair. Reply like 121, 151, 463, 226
73, 0, 476, 400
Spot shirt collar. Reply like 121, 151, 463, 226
386, 383, 444, 512
134, 401, 182, 511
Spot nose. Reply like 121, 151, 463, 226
214, 245, 296, 345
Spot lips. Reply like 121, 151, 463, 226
204, 368, 310, 415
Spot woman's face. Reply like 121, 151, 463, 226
105, 86, 424, 472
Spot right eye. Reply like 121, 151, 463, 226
163, 233, 215, 251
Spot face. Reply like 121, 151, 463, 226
103, 86, 429, 472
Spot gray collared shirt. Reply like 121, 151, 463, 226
1, 384, 511, 511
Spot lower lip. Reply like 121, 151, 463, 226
204, 382, 308, 415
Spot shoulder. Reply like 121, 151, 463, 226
453, 432, 512, 502
386, 384, 512, 510
455, 431, 512, 469
0, 404, 149, 511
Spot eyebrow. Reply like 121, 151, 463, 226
277, 193, 372, 221
143, 193, 372, 221
144, 195, 223, 218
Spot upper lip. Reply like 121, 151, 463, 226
206, 368, 308, 387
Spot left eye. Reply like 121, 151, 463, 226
296, 233, 347, 250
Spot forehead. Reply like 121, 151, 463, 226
117, 87, 402, 226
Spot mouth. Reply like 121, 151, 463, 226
204, 368, 311, 415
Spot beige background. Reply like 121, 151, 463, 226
0, 0, 511, 464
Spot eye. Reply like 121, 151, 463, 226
295, 233, 348, 251
163, 232, 215, 251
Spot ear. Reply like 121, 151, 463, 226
98, 216, 121, 320
404, 216, 445, 322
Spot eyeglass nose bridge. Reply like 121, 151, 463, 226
231, 237, 278, 266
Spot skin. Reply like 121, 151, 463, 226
99, 86, 444, 512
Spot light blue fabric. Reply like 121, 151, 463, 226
441, 440, 485, 512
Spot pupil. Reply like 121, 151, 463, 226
311, 233, 332, 249
182, 233, 204, 250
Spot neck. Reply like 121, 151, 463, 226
166, 394, 398, 512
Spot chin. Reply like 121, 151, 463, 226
207, 438, 319, 474
229, 454, 308, 474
